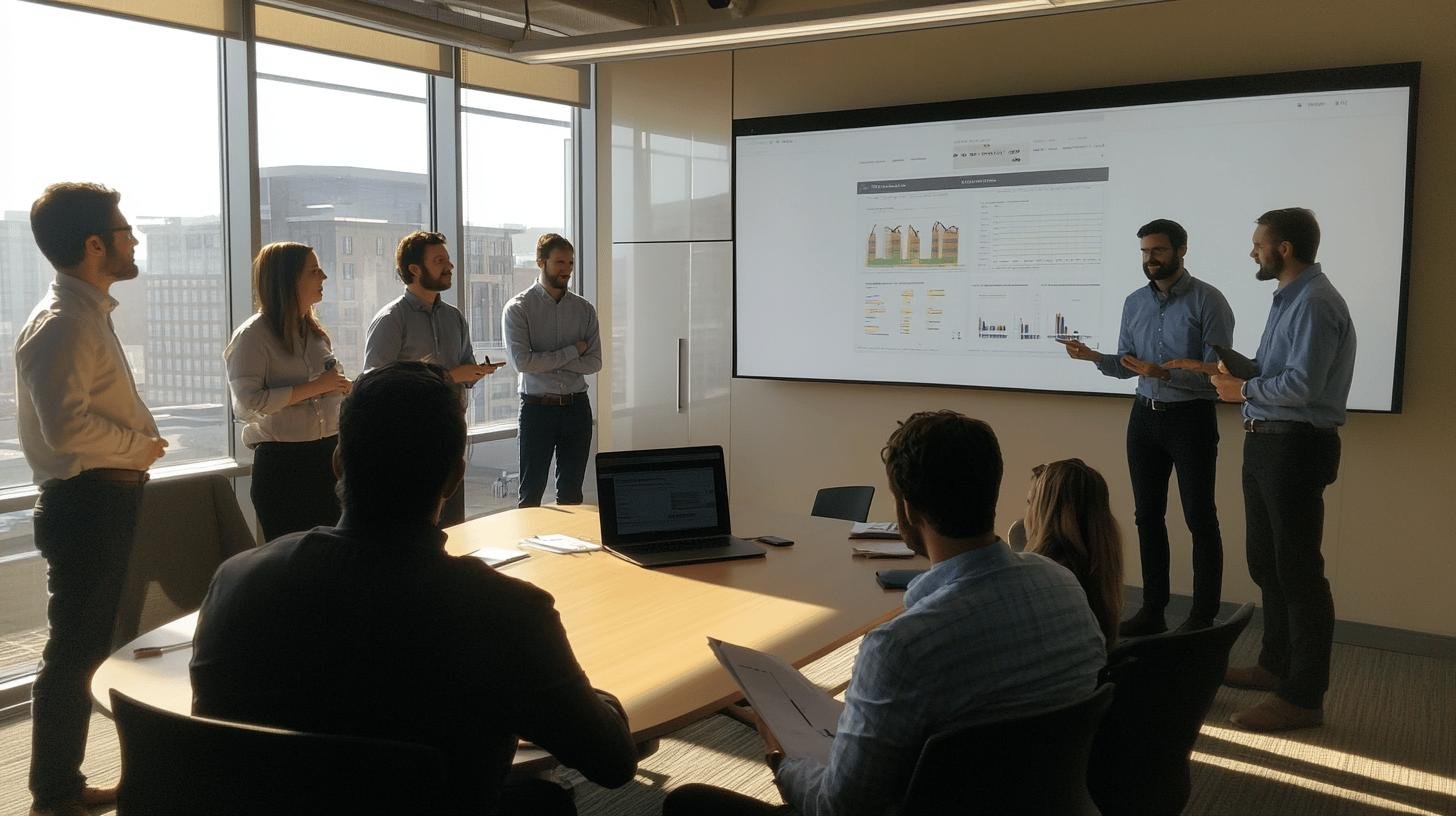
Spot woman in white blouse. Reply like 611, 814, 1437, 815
225, 242, 352, 541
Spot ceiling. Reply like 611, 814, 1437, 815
277, 0, 1168, 65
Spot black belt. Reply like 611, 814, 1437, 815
521, 392, 586, 406
1243, 419, 1337, 435
1135, 395, 1212, 412
78, 468, 150, 483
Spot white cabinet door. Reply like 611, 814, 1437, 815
610, 243, 689, 450
688, 242, 731, 449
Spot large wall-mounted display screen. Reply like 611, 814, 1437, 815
734, 64, 1418, 411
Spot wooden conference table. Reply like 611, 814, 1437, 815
91, 505, 926, 768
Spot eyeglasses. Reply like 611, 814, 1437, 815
101, 225, 135, 236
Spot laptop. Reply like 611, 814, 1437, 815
596, 445, 766, 568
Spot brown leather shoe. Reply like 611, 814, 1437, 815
1224, 664, 1281, 691
1231, 695, 1323, 732
81, 785, 118, 806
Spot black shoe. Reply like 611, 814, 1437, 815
1173, 615, 1215, 634
1118, 606, 1167, 638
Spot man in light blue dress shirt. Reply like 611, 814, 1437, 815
1061, 219, 1234, 637
365, 231, 502, 525
502, 234, 602, 508
662, 412, 1106, 816
1203, 208, 1355, 733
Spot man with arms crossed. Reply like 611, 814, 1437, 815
1061, 219, 1234, 636
503, 234, 602, 508
18, 183, 168, 816
191, 362, 636, 815
663, 411, 1106, 815
1179, 208, 1354, 732
365, 230, 501, 526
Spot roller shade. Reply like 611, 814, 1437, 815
37, 0, 242, 36
461, 50, 589, 108
255, 4, 451, 75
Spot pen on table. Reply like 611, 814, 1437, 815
133, 641, 192, 659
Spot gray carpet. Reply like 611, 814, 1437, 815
3, 627, 1453, 816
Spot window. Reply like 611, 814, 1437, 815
256, 44, 429, 382
0, 0, 227, 684
459, 89, 576, 517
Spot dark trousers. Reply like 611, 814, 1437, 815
1243, 430, 1341, 709
494, 778, 576, 816
663, 784, 793, 815
30, 475, 146, 807
1126, 399, 1223, 620
517, 397, 593, 508
251, 436, 341, 542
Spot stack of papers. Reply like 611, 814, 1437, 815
848, 521, 901, 539
519, 534, 601, 554
851, 541, 916, 558
709, 639, 843, 765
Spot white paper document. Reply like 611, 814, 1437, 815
708, 638, 844, 765
851, 541, 916, 558
518, 534, 601, 554
848, 521, 901, 539
468, 547, 529, 568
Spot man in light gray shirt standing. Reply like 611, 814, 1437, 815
503, 234, 602, 508
365, 230, 501, 526
17, 183, 168, 816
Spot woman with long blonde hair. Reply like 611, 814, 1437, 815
1025, 458, 1125, 646
224, 242, 351, 541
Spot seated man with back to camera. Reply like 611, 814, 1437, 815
190, 362, 636, 815
665, 411, 1108, 815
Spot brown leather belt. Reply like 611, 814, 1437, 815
521, 392, 585, 406
78, 468, 150, 483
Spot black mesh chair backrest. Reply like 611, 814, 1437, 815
1088, 603, 1255, 815
900, 683, 1115, 816
811, 485, 876, 523
110, 690, 453, 816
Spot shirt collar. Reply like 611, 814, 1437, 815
54, 272, 117, 314
1146, 268, 1193, 299
904, 539, 1015, 608
335, 513, 449, 553
1273, 263, 1322, 304
402, 289, 438, 313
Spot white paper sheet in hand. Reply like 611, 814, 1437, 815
708, 638, 844, 765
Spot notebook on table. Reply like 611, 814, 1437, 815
595, 445, 765, 568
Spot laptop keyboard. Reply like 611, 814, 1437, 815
626, 536, 731, 554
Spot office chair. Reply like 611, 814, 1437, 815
110, 689, 454, 816
1088, 603, 1255, 815
811, 485, 875, 523
112, 473, 255, 649
899, 683, 1115, 815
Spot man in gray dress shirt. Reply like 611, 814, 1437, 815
503, 234, 602, 508
365, 230, 501, 526
1061, 219, 1234, 637
1203, 208, 1355, 732
17, 183, 168, 816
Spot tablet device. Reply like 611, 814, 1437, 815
1211, 344, 1259, 380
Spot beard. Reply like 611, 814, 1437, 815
1143, 257, 1180, 282
894, 500, 928, 558
105, 240, 139, 281
420, 269, 452, 291
545, 271, 570, 289
1255, 253, 1283, 281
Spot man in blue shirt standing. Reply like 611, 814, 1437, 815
1060, 219, 1234, 636
1199, 208, 1354, 732
503, 234, 602, 508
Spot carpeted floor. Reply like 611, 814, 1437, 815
2, 625, 1452, 816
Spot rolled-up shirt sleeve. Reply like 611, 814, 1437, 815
224, 329, 293, 421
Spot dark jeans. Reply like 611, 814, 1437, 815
517, 396, 593, 508
663, 784, 793, 815
250, 436, 341, 542
1243, 430, 1341, 709
30, 474, 146, 807
1126, 399, 1223, 620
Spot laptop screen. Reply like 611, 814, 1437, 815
596, 446, 732, 545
